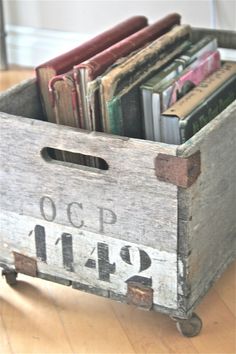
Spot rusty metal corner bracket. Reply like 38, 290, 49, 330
127, 282, 153, 310
13, 252, 37, 277
155, 150, 201, 188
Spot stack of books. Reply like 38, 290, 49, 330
36, 13, 236, 165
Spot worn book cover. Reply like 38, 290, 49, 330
99, 25, 190, 138
73, 13, 181, 133
48, 71, 88, 164
35, 16, 148, 122
160, 62, 236, 144
49, 71, 78, 128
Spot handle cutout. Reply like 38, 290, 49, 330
41, 147, 109, 171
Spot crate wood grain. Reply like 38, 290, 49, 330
0, 28, 236, 335
177, 101, 236, 313
0, 102, 178, 310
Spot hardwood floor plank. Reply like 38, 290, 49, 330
190, 288, 236, 354
0, 312, 13, 354
0, 67, 34, 91
111, 301, 198, 354
0, 275, 73, 354
46, 281, 136, 354
214, 260, 236, 316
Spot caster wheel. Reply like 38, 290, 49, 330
175, 313, 202, 337
2, 269, 18, 286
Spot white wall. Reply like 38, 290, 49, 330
4, 0, 236, 33
2, 0, 236, 67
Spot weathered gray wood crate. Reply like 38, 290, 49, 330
0, 28, 235, 336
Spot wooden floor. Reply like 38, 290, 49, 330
0, 68, 236, 354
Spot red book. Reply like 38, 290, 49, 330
36, 16, 148, 121
73, 13, 181, 131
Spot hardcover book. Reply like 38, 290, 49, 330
99, 24, 191, 138
49, 71, 78, 128
73, 13, 181, 133
141, 36, 218, 140
150, 49, 221, 142
48, 71, 87, 164
160, 62, 236, 144
35, 16, 148, 122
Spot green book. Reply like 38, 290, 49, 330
99, 25, 190, 138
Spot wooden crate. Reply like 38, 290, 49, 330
0, 28, 235, 337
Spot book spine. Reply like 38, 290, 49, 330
152, 92, 161, 141
49, 73, 81, 125
142, 88, 155, 140
106, 97, 123, 135
179, 75, 236, 143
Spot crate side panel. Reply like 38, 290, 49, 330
191, 28, 236, 49
0, 78, 44, 120
0, 113, 178, 253
177, 101, 236, 310
0, 209, 178, 309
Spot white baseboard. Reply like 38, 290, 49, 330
5, 25, 91, 68
5, 25, 235, 68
